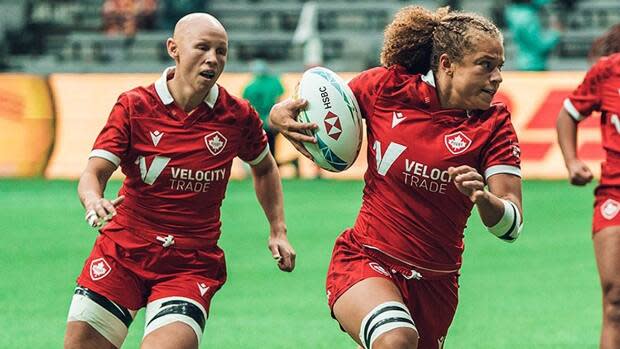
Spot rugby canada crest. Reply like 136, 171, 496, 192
444, 131, 472, 155
204, 131, 227, 156
90, 258, 111, 281
601, 199, 620, 220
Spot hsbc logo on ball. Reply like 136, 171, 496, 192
444, 131, 472, 155
204, 131, 227, 156
324, 111, 342, 141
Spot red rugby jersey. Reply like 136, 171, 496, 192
348, 65, 521, 273
564, 53, 620, 184
90, 67, 268, 243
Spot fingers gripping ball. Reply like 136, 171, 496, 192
296, 67, 363, 172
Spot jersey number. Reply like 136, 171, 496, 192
373, 141, 406, 176
136, 155, 170, 185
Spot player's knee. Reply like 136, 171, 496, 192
64, 326, 117, 349
603, 283, 620, 325
358, 301, 418, 349
372, 327, 419, 349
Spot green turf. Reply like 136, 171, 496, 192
0, 179, 600, 348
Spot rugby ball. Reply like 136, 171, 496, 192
297, 67, 363, 172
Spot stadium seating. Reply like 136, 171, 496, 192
0, 0, 617, 73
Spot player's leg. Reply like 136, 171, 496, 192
594, 226, 620, 349
333, 277, 419, 349
327, 229, 419, 349
65, 286, 137, 349
141, 245, 226, 349
141, 296, 208, 349
65, 233, 143, 349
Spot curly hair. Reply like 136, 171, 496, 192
589, 23, 620, 60
380, 6, 502, 74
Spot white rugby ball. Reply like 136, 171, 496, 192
297, 67, 363, 172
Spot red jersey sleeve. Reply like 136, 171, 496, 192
481, 106, 522, 180
564, 59, 605, 121
348, 67, 389, 119
238, 104, 269, 165
90, 94, 131, 167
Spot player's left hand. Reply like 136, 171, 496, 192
449, 166, 488, 203
268, 234, 296, 272
268, 98, 317, 160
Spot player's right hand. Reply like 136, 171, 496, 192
268, 98, 317, 159
85, 195, 125, 228
566, 159, 593, 186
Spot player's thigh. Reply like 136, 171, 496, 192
594, 226, 620, 293
142, 294, 211, 349
65, 286, 137, 349
333, 277, 418, 348
141, 321, 197, 349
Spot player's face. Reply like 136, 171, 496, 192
177, 25, 228, 92
450, 35, 504, 111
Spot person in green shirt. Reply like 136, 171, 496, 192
504, 0, 561, 71
243, 60, 285, 157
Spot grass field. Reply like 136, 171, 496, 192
0, 179, 601, 348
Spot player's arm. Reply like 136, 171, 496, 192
250, 152, 296, 272
450, 167, 522, 242
556, 107, 593, 186
78, 157, 124, 228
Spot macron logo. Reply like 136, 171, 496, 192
392, 112, 406, 128
150, 130, 164, 146
374, 140, 407, 176
198, 282, 210, 297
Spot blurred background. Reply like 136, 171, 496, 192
0, 0, 617, 348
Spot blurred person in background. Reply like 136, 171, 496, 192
64, 13, 295, 349
556, 24, 620, 349
504, 0, 561, 71
102, 0, 158, 36
270, 6, 523, 349
243, 59, 285, 158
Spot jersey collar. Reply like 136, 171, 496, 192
154, 66, 219, 109
421, 69, 436, 87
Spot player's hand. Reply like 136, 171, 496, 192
268, 98, 317, 159
449, 166, 488, 203
84, 195, 125, 228
268, 233, 296, 272
566, 159, 593, 186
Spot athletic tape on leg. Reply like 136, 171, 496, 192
67, 286, 135, 348
359, 301, 417, 349
144, 297, 207, 343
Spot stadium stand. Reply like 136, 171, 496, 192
0, 0, 617, 73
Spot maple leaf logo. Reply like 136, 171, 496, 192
444, 132, 472, 155
89, 258, 111, 280
449, 135, 467, 150
92, 262, 106, 276
204, 131, 228, 156
209, 135, 223, 150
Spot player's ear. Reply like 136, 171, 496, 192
167, 38, 179, 61
438, 53, 454, 78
